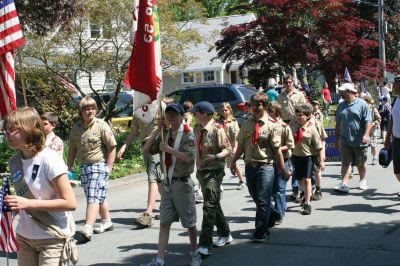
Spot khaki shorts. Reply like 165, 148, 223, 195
313, 155, 321, 172
370, 128, 378, 147
160, 178, 197, 228
144, 153, 163, 183
17, 234, 67, 266
339, 142, 368, 167
225, 155, 234, 168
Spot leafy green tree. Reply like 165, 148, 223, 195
20, 0, 204, 123
15, 0, 76, 35
197, 0, 248, 17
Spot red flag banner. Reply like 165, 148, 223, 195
0, 0, 24, 120
124, 0, 162, 124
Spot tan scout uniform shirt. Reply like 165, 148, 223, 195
237, 114, 281, 164
131, 115, 158, 143
289, 121, 322, 157
69, 118, 117, 164
274, 119, 295, 159
150, 127, 196, 178
277, 89, 306, 121
313, 110, 324, 123
194, 120, 232, 170
218, 118, 239, 146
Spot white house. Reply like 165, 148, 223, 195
162, 14, 256, 95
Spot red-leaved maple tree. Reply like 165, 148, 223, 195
215, 0, 396, 88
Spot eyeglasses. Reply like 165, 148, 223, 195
267, 109, 275, 113
2, 127, 20, 136
284, 81, 293, 84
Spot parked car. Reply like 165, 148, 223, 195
84, 92, 134, 132
167, 84, 257, 124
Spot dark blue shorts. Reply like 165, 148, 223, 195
292, 155, 314, 180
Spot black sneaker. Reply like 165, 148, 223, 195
253, 231, 270, 243
295, 191, 305, 203
312, 190, 322, 201
302, 203, 312, 215
290, 191, 300, 201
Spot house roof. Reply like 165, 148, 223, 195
177, 13, 256, 72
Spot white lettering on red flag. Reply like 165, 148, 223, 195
124, 0, 162, 124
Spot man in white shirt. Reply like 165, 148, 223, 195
384, 76, 400, 197
377, 81, 391, 104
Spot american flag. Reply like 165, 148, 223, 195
344, 67, 352, 83
0, 174, 19, 252
0, 0, 24, 120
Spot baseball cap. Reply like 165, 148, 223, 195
165, 103, 184, 115
311, 99, 319, 105
187, 101, 215, 114
338, 83, 357, 93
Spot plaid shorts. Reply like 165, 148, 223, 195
80, 162, 109, 204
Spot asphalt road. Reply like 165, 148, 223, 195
1, 144, 400, 266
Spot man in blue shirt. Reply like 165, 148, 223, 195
334, 83, 372, 193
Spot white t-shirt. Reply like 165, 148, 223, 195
16, 147, 71, 239
393, 96, 400, 138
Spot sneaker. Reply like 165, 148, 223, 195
312, 190, 322, 201
371, 158, 377, 165
290, 191, 300, 201
197, 246, 212, 257
237, 182, 246, 190
141, 257, 165, 266
93, 220, 113, 234
302, 203, 312, 215
253, 231, 270, 243
136, 212, 152, 227
78, 224, 93, 244
190, 251, 202, 266
295, 191, 305, 203
214, 234, 233, 247
334, 183, 349, 193
359, 179, 368, 190
195, 191, 204, 204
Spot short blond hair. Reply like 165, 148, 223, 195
79, 96, 98, 111
3, 107, 45, 153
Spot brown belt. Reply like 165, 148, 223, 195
246, 162, 272, 168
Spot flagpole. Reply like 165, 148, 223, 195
159, 103, 167, 177
16, 47, 28, 106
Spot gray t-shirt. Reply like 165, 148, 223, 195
336, 97, 372, 147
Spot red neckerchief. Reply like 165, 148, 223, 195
164, 131, 174, 172
252, 120, 260, 145
294, 121, 312, 144
198, 128, 206, 159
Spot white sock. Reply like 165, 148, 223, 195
155, 257, 165, 265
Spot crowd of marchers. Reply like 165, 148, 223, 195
2, 74, 400, 266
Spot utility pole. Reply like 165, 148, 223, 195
378, 0, 386, 81
355, 0, 387, 81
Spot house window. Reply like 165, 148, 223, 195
90, 23, 101, 38
90, 20, 112, 39
182, 72, 195, 84
203, 71, 215, 82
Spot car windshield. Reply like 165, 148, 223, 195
238, 86, 257, 100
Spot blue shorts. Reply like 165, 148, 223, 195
80, 162, 109, 204
292, 155, 314, 180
